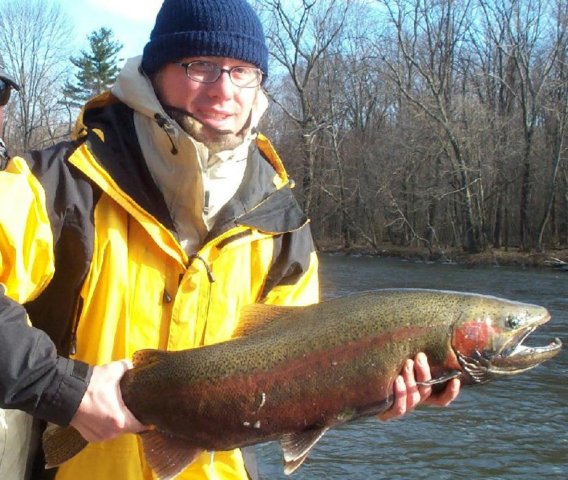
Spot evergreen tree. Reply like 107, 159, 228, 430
63, 27, 123, 107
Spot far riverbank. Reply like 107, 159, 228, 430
318, 243, 568, 270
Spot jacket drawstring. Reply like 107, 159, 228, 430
154, 113, 179, 155
188, 253, 216, 347
189, 253, 216, 283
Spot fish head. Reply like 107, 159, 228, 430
451, 295, 562, 384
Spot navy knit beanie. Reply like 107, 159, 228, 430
142, 0, 268, 79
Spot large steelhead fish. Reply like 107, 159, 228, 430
43, 289, 562, 478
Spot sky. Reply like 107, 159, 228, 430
59, 0, 163, 62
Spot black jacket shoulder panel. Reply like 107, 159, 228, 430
260, 223, 316, 299
83, 103, 175, 232
24, 140, 96, 238
208, 142, 308, 240
22, 142, 100, 355
237, 187, 308, 233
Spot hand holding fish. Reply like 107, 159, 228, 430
378, 352, 461, 421
70, 360, 146, 443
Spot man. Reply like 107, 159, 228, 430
0, 1, 459, 479
0, 51, 38, 480
0, 53, 19, 167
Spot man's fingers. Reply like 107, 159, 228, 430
414, 352, 433, 399
426, 378, 461, 407
415, 352, 461, 407
377, 352, 461, 422
115, 360, 146, 432
70, 359, 147, 443
402, 358, 421, 409
378, 375, 407, 421
112, 359, 132, 375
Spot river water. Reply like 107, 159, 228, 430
255, 253, 568, 479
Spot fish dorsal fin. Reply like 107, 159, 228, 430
132, 349, 168, 368
280, 427, 329, 475
140, 429, 203, 480
233, 303, 297, 338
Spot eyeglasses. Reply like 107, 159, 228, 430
174, 61, 263, 88
0, 80, 11, 107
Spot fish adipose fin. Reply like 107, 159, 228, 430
140, 429, 203, 480
235, 303, 299, 337
416, 369, 462, 386
43, 424, 88, 468
280, 427, 329, 475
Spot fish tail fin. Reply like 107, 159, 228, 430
42, 423, 88, 468
140, 429, 203, 480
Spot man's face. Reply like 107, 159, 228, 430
153, 56, 260, 149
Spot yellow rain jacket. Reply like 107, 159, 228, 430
0, 60, 318, 479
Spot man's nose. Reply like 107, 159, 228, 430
208, 69, 235, 98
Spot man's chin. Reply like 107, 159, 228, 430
194, 123, 235, 142
165, 107, 245, 153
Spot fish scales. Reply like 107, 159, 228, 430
43, 289, 562, 479
117, 290, 502, 447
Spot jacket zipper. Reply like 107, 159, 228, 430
188, 253, 216, 346
69, 296, 84, 356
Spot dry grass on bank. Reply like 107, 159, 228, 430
317, 241, 568, 270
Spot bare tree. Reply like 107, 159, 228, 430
380, 0, 484, 253
256, 0, 350, 215
470, 1, 517, 250
536, 0, 568, 251
256, 0, 568, 253
0, 0, 73, 152
488, 0, 560, 250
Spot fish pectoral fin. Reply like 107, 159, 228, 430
140, 429, 203, 480
132, 349, 169, 368
457, 352, 493, 384
280, 427, 329, 475
42, 423, 88, 468
416, 369, 462, 386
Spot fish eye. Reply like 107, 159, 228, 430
506, 316, 522, 329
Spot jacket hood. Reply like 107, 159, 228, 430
111, 56, 164, 123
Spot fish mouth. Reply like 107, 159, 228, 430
458, 310, 562, 383
491, 318, 562, 374
491, 327, 562, 375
